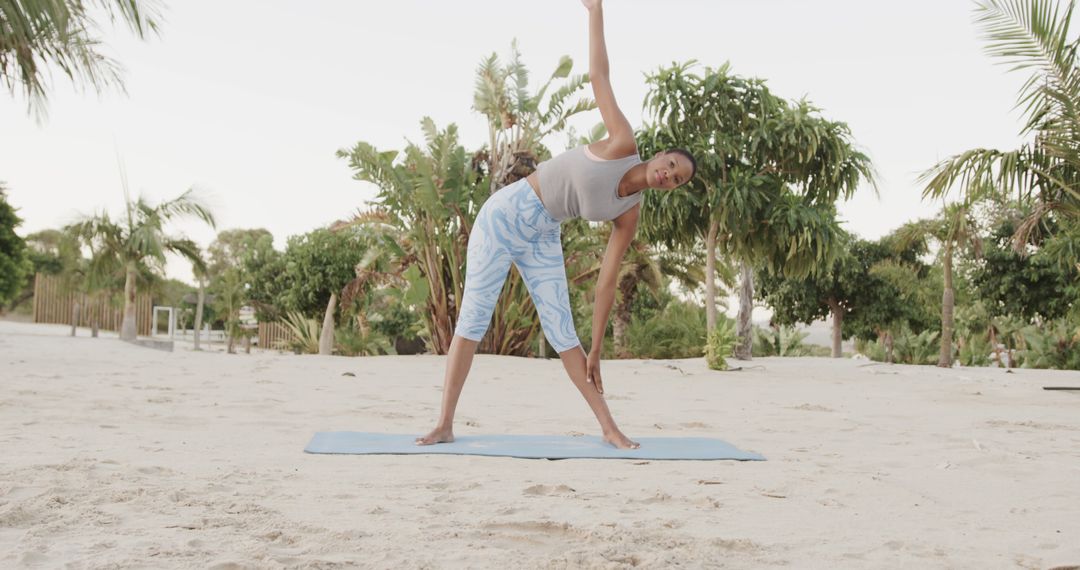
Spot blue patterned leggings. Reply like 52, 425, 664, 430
454, 178, 581, 353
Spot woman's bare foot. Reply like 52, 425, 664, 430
415, 427, 455, 446
603, 430, 640, 449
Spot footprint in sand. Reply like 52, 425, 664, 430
635, 491, 672, 504
18, 552, 51, 566
787, 403, 836, 412
693, 496, 722, 509
482, 520, 578, 537
135, 465, 173, 475
986, 419, 1079, 431
710, 538, 763, 553
522, 484, 575, 496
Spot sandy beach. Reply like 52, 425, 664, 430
1, 319, 1078, 568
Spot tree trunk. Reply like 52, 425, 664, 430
612, 275, 637, 358
70, 300, 80, 337
245, 335, 252, 354
704, 220, 719, 332
735, 261, 754, 360
319, 292, 337, 356
828, 298, 843, 358
90, 292, 99, 337
938, 243, 955, 368
885, 330, 894, 364
120, 267, 138, 341
193, 280, 205, 351
612, 307, 631, 358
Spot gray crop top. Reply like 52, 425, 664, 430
535, 146, 643, 222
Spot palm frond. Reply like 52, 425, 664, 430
975, 0, 1078, 128
153, 188, 217, 227
920, 145, 1044, 203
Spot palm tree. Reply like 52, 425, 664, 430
922, 0, 1080, 253
83, 233, 126, 337
68, 189, 214, 341
213, 265, 245, 354
0, 0, 161, 117
192, 252, 208, 351
894, 204, 982, 367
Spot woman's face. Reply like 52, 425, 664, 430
646, 152, 694, 190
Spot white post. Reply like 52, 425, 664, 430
152, 306, 176, 339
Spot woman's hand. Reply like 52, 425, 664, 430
580, 0, 601, 11
587, 351, 604, 394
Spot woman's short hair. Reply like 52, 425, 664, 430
665, 148, 697, 181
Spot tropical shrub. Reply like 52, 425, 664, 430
855, 337, 888, 362
338, 45, 595, 356
1021, 320, 1080, 370
705, 318, 737, 371
958, 333, 993, 367
369, 302, 424, 354
625, 301, 706, 359
893, 328, 941, 365
280, 311, 320, 354
0, 186, 32, 309
335, 324, 393, 357
858, 327, 940, 365
752, 325, 814, 357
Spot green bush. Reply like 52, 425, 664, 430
370, 302, 422, 345
855, 337, 883, 361
958, 333, 993, 367
335, 325, 393, 357
894, 328, 939, 365
625, 301, 707, 359
280, 311, 320, 354
752, 325, 814, 357
1021, 320, 1080, 370
857, 327, 938, 365
705, 318, 737, 371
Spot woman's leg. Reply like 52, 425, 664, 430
556, 345, 640, 449
416, 190, 512, 445
514, 223, 639, 448
415, 334, 479, 445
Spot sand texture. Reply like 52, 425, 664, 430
1, 321, 1078, 569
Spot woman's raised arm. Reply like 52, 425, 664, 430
581, 0, 635, 157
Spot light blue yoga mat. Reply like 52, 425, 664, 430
304, 432, 765, 461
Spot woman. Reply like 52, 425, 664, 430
416, 0, 696, 449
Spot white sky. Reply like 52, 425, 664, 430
1, 0, 1032, 285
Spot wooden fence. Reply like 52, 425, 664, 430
257, 321, 295, 350
32, 273, 152, 336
